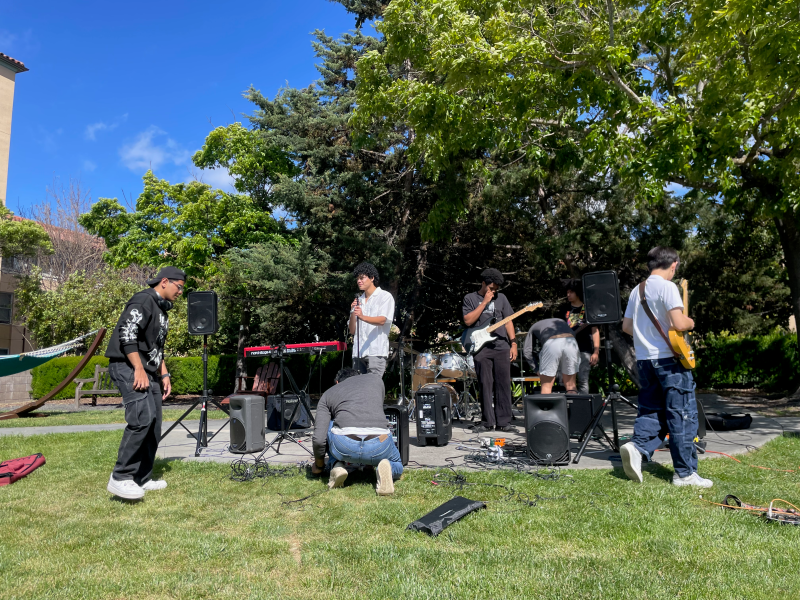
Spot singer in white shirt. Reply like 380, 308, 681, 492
349, 262, 395, 377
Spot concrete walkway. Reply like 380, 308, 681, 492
4, 394, 796, 472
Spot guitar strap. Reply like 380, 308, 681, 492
638, 281, 682, 360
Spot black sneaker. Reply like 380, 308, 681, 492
495, 425, 518, 433
469, 424, 493, 434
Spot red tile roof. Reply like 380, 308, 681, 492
0, 53, 29, 73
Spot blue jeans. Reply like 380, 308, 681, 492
326, 423, 403, 480
631, 358, 698, 478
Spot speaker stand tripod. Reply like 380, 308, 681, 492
572, 324, 638, 464
256, 343, 316, 459
160, 334, 230, 457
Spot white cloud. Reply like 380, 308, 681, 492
119, 126, 191, 173
191, 167, 237, 193
82, 159, 97, 172
85, 122, 110, 140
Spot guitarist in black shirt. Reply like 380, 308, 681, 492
462, 269, 518, 433
560, 280, 600, 393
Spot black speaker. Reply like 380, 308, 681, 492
567, 394, 604, 438
524, 394, 570, 465
582, 271, 622, 324
384, 405, 410, 466
229, 394, 265, 453
415, 385, 452, 446
187, 291, 219, 335
266, 394, 310, 431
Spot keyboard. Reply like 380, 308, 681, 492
244, 341, 348, 357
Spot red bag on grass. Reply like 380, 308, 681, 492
0, 453, 46, 487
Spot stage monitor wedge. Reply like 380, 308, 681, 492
187, 291, 219, 335
582, 271, 622, 324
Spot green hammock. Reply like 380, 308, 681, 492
0, 331, 98, 378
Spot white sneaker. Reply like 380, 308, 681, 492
328, 462, 348, 489
107, 475, 144, 500
620, 442, 643, 483
673, 472, 713, 488
141, 480, 167, 491
375, 459, 394, 496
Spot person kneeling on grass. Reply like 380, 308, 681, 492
310, 368, 402, 495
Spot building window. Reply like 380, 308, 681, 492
0, 349, 8, 356
0, 293, 12, 324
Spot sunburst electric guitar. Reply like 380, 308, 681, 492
462, 302, 543, 355
668, 279, 696, 369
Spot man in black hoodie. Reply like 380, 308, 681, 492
106, 266, 185, 500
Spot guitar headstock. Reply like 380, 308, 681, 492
525, 302, 543, 311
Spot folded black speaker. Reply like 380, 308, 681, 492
524, 394, 570, 465
229, 394, 265, 454
407, 496, 486, 536
266, 394, 310, 431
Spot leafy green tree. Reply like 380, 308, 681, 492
353, 0, 800, 342
0, 205, 53, 259
192, 123, 298, 210
79, 171, 285, 282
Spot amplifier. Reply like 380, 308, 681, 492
415, 384, 452, 447
266, 394, 310, 431
566, 394, 604, 438
384, 405, 409, 465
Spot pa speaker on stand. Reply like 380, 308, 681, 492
188, 291, 219, 335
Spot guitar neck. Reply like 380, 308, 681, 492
487, 303, 541, 333
681, 279, 689, 316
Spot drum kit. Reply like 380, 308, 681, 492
392, 339, 479, 422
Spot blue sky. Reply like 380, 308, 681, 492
2, 0, 362, 214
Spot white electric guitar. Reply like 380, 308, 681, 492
461, 302, 543, 354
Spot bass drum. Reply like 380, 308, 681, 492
414, 353, 439, 375
438, 352, 469, 378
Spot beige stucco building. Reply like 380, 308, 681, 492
0, 52, 30, 356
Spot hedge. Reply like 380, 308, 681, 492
31, 351, 350, 399
693, 330, 800, 393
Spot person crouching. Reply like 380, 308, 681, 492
310, 368, 402, 495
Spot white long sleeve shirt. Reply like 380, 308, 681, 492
352, 287, 395, 358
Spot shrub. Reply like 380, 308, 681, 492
31, 356, 110, 400
694, 329, 800, 392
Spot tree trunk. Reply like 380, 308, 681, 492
773, 210, 800, 395
234, 305, 251, 393
607, 323, 640, 389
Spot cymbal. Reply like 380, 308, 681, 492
440, 340, 464, 346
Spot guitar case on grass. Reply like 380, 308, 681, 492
0, 453, 46, 487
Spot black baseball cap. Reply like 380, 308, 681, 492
147, 266, 187, 287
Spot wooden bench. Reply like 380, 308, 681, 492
222, 363, 281, 406
74, 365, 119, 408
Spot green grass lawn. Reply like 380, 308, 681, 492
0, 409, 211, 428
2, 431, 800, 599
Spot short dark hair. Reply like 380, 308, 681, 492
353, 262, 380, 286
647, 247, 680, 272
335, 368, 360, 383
565, 279, 583, 301
481, 268, 504, 286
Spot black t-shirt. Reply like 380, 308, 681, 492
560, 302, 594, 353
462, 291, 513, 350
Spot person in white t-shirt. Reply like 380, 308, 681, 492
349, 262, 395, 377
619, 247, 713, 488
